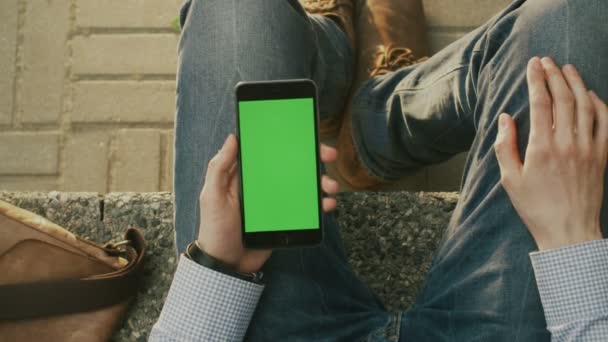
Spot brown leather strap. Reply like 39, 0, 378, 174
0, 228, 146, 321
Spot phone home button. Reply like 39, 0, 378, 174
279, 233, 289, 246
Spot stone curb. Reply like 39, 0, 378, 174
0, 191, 457, 341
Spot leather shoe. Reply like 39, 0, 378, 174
336, 0, 430, 190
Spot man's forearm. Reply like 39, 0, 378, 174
530, 239, 608, 341
149, 256, 264, 341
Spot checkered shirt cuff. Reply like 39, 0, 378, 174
530, 239, 608, 338
149, 255, 264, 341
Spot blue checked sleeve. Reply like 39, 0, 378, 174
530, 239, 608, 341
148, 255, 265, 341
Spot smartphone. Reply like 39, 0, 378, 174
235, 79, 324, 248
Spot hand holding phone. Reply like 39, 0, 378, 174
197, 134, 340, 273
236, 80, 327, 248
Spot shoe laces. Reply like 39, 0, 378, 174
370, 45, 428, 77
300, 0, 351, 14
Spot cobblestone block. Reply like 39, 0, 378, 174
110, 129, 161, 192
63, 130, 110, 192
20, 0, 70, 123
0, 133, 59, 175
77, 0, 183, 28
0, 0, 18, 125
72, 81, 175, 123
72, 34, 178, 75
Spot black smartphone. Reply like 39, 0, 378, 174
235, 79, 324, 248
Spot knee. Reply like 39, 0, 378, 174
177, 0, 316, 81
523, 0, 606, 32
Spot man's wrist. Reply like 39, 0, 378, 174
196, 239, 239, 269
185, 241, 264, 283
536, 227, 603, 250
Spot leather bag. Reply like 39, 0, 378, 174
0, 199, 146, 341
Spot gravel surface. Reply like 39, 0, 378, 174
1, 191, 457, 340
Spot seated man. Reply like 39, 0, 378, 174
151, 0, 608, 340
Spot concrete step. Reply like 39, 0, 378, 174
0, 190, 457, 341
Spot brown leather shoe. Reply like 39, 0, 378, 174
300, 0, 356, 49
335, 0, 430, 190
300, 0, 356, 138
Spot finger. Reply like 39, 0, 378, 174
227, 161, 238, 177
205, 134, 238, 190
322, 197, 337, 212
320, 144, 338, 163
227, 162, 239, 195
527, 57, 553, 142
321, 175, 340, 195
562, 64, 594, 145
494, 114, 523, 189
589, 91, 608, 156
541, 57, 575, 141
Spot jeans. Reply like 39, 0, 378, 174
174, 0, 608, 340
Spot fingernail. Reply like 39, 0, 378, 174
530, 57, 541, 69
589, 90, 597, 98
499, 115, 509, 129
564, 64, 575, 72
540, 57, 552, 69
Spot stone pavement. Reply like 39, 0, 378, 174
0, 190, 457, 341
0, 0, 511, 193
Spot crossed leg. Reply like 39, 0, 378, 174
174, 0, 608, 340
347, 0, 607, 340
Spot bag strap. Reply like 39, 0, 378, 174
0, 228, 146, 321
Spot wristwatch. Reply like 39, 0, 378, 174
185, 240, 264, 284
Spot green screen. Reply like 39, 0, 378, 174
238, 98, 320, 232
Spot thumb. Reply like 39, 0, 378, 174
205, 134, 238, 190
494, 114, 522, 188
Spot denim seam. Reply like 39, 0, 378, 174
351, 80, 395, 181
393, 312, 402, 342
350, 106, 390, 181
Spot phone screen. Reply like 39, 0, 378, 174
237, 97, 321, 233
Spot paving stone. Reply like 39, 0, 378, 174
20, 0, 70, 123
72, 34, 179, 75
0, 0, 18, 125
0, 132, 59, 175
63, 130, 110, 192
76, 0, 183, 28
0, 177, 58, 192
110, 129, 161, 192
72, 81, 175, 123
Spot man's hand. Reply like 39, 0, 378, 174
495, 57, 607, 250
197, 134, 341, 273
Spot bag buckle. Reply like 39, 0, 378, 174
104, 240, 131, 250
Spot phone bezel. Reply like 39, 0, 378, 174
235, 79, 324, 249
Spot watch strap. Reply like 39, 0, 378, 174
185, 241, 264, 284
